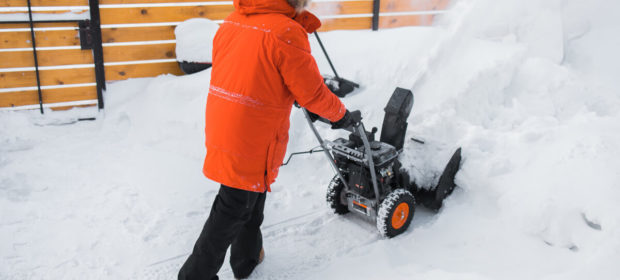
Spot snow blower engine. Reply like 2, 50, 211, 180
301, 88, 462, 238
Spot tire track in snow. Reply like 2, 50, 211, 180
135, 210, 327, 279
220, 213, 383, 280
137, 196, 440, 279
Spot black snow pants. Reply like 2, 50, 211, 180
178, 184, 266, 280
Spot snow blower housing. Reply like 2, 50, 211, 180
303, 87, 461, 238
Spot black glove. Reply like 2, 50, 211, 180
331, 110, 361, 129
307, 110, 320, 123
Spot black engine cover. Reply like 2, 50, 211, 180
347, 164, 374, 198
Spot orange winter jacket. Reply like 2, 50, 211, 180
202, 0, 347, 192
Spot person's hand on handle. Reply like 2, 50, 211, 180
331, 110, 362, 130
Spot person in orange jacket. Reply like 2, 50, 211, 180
178, 0, 357, 278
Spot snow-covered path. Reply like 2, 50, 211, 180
2, 0, 620, 279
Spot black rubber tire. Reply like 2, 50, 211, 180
376, 189, 416, 238
326, 175, 349, 215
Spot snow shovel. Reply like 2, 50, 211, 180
313, 31, 360, 97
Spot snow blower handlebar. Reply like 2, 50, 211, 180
302, 108, 348, 186
356, 119, 381, 201
302, 108, 381, 201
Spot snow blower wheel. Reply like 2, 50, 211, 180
377, 189, 416, 238
326, 175, 349, 215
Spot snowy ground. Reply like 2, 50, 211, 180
2, 0, 620, 279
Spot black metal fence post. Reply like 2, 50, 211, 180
26, 0, 44, 114
89, 0, 106, 110
372, 0, 380, 31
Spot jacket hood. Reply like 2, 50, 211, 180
234, 0, 297, 18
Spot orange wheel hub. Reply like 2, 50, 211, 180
391, 202, 409, 229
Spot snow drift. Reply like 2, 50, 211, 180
175, 18, 220, 63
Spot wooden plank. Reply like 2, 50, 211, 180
380, 0, 450, 13
0, 48, 89, 68
99, 1, 371, 24
0, 50, 35, 68
100, 0, 225, 3
3, 0, 372, 10
1, 0, 228, 6
0, 10, 88, 16
0, 61, 182, 88
0, 22, 78, 29
319, 16, 371, 31
0, 10, 86, 14
105, 61, 183, 81
0, 43, 178, 68
100, 5, 234, 24
0, 29, 80, 49
101, 15, 369, 43
379, 14, 435, 29
309, 1, 372, 16
0, 0, 88, 6
1, 25, 174, 48
0, 70, 38, 89
103, 43, 177, 63
0, 67, 93, 89
3, 14, 371, 49
0, 86, 97, 107
1, 0, 229, 5
102, 25, 176, 43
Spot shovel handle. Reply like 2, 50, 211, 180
314, 31, 340, 79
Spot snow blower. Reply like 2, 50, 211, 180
301, 87, 462, 237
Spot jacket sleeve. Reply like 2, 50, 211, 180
274, 25, 346, 123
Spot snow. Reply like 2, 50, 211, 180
2, 0, 620, 279
174, 18, 220, 63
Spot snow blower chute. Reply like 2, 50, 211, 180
302, 88, 462, 238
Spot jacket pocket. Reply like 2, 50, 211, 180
265, 135, 288, 186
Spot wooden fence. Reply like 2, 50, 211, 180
0, 0, 449, 111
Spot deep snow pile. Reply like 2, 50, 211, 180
1, 0, 620, 279
175, 18, 220, 63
